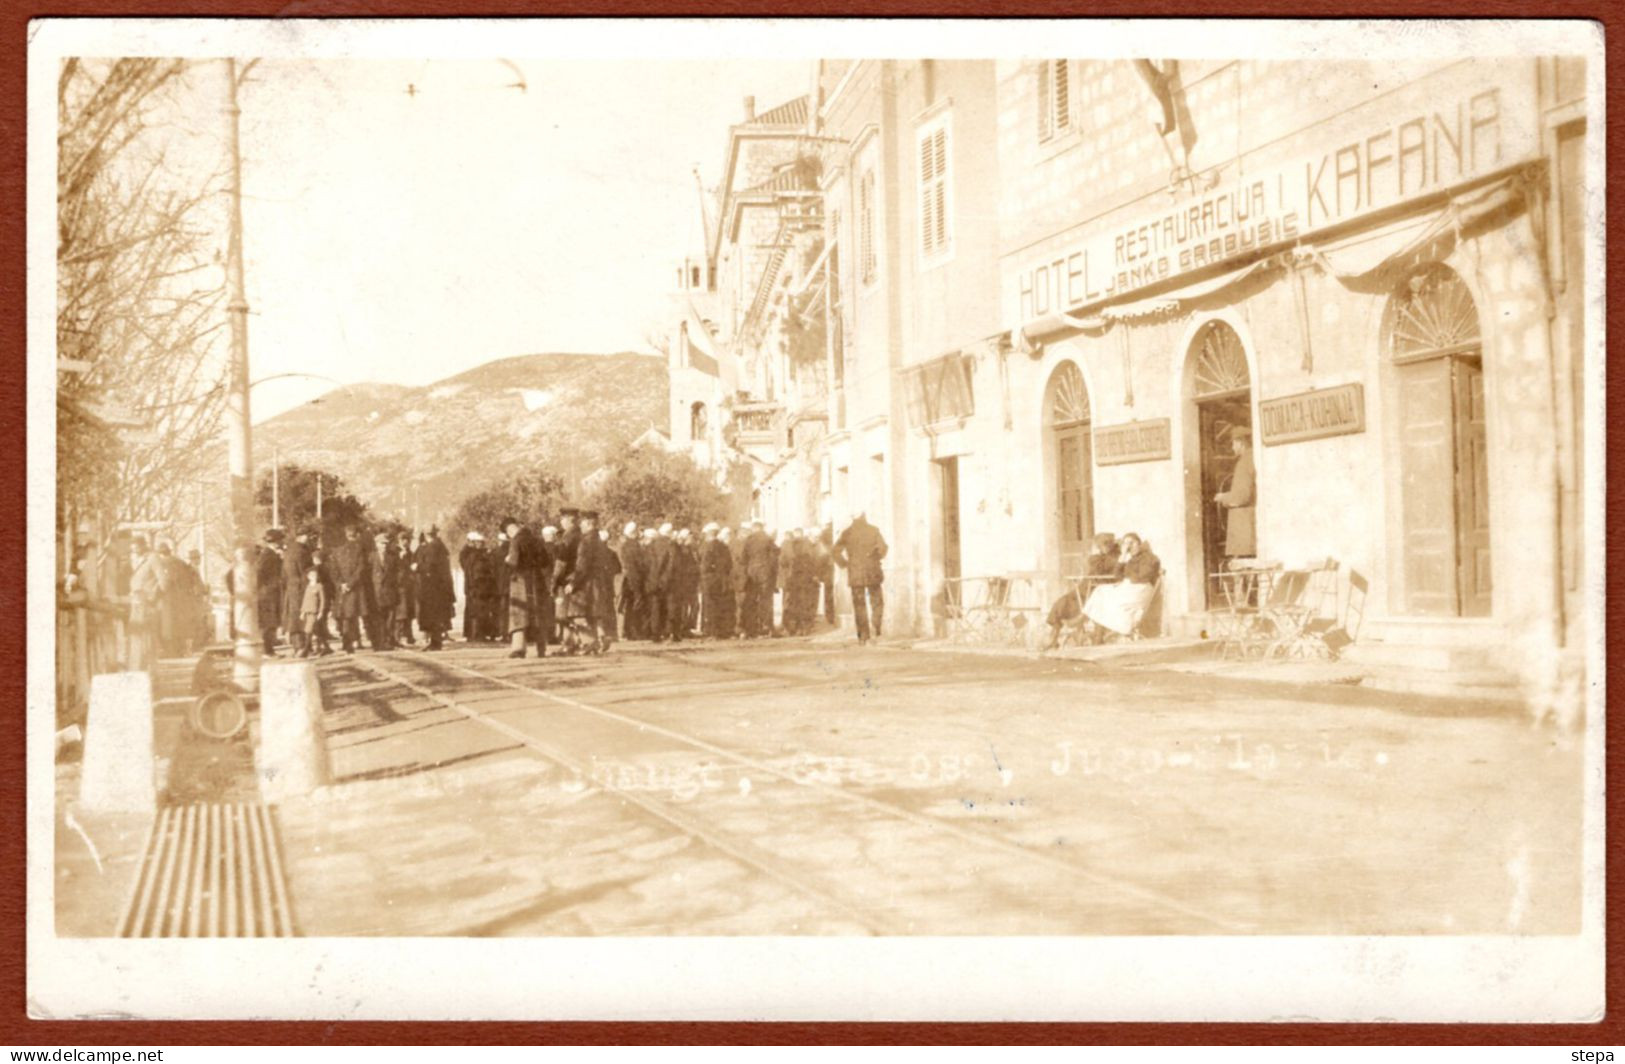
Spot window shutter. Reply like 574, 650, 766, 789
1053, 60, 1070, 132
859, 171, 875, 285
919, 125, 950, 256
1037, 61, 1053, 140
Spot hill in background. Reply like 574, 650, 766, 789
255, 352, 669, 526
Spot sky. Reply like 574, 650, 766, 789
215, 58, 810, 422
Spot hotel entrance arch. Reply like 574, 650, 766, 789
1044, 361, 1094, 577
1184, 320, 1254, 609
1385, 263, 1491, 617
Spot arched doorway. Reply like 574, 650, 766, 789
1187, 320, 1253, 607
1385, 263, 1490, 617
1044, 362, 1093, 577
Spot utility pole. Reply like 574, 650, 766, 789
224, 57, 261, 689
271, 443, 280, 529
315, 473, 323, 520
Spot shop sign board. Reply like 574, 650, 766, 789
1005, 72, 1541, 327
1259, 383, 1366, 445
1094, 418, 1172, 465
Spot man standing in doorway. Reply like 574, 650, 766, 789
833, 512, 888, 645
1213, 433, 1257, 560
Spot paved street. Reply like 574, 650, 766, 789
255, 636, 1582, 937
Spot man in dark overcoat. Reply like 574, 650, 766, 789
366, 531, 399, 650
725, 526, 746, 638
617, 522, 646, 641
699, 523, 735, 639
458, 533, 482, 641
833, 512, 888, 644
565, 512, 617, 653
415, 526, 455, 651
787, 529, 822, 635
280, 528, 314, 656
256, 529, 286, 655
331, 524, 371, 653
740, 521, 774, 638
504, 517, 550, 658
396, 534, 419, 646
643, 522, 675, 643
673, 528, 700, 640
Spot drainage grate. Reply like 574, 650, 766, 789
117, 802, 297, 937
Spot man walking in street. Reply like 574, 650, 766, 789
332, 524, 370, 654
833, 512, 888, 645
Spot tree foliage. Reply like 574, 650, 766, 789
254, 464, 374, 549
57, 58, 228, 537
447, 469, 567, 546
584, 445, 737, 530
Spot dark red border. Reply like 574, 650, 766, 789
6, 2, 1619, 1047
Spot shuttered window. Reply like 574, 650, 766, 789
918, 121, 950, 259
858, 170, 876, 286
1037, 59, 1071, 142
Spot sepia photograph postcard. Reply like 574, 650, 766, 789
25, 16, 1607, 1023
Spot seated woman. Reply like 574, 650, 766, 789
1041, 533, 1119, 650
1082, 533, 1162, 641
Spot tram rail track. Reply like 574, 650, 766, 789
359, 647, 1248, 933
350, 653, 903, 935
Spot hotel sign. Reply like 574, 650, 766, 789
1094, 418, 1171, 466
1260, 383, 1365, 446
1006, 77, 1540, 327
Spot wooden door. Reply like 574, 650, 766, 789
1197, 396, 1250, 607
1455, 358, 1492, 616
937, 457, 962, 582
1056, 425, 1093, 577
1396, 357, 1459, 615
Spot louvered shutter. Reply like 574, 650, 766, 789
1053, 60, 1070, 133
919, 125, 949, 256
859, 171, 875, 285
1037, 61, 1053, 140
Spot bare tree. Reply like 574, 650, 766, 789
57, 58, 229, 540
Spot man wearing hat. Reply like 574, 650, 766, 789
699, 523, 734, 639
331, 524, 371, 653
415, 526, 455, 651
642, 522, 675, 643
673, 528, 701, 639
365, 530, 399, 650
741, 520, 774, 638
504, 516, 549, 658
257, 528, 287, 655
726, 525, 748, 638
281, 527, 315, 657
616, 521, 646, 641
565, 511, 618, 653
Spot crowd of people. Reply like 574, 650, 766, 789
54, 509, 896, 677
457, 508, 891, 658
243, 524, 456, 656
